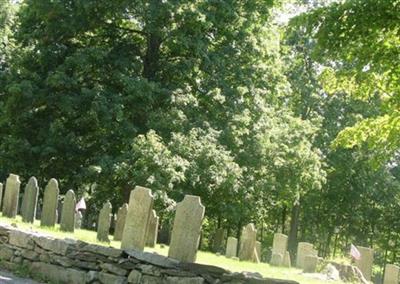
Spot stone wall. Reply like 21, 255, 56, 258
0, 224, 298, 284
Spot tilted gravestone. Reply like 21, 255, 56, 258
354, 246, 374, 282
283, 251, 291, 268
97, 201, 112, 242
383, 264, 400, 284
168, 195, 205, 263
60, 190, 76, 232
21, 177, 39, 223
2, 174, 21, 218
238, 223, 257, 262
75, 211, 83, 229
270, 253, 283, 266
146, 209, 159, 248
213, 228, 226, 253
121, 186, 154, 251
296, 242, 317, 269
226, 237, 238, 258
0, 182, 3, 211
255, 241, 262, 261
303, 255, 318, 273
270, 233, 288, 266
114, 203, 128, 241
40, 179, 59, 227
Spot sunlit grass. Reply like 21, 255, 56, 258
0, 214, 345, 284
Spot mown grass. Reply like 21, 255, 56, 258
0, 215, 345, 284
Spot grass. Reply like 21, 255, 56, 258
0, 214, 345, 284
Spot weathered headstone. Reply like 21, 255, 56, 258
2, 174, 21, 218
146, 210, 159, 247
121, 186, 154, 250
296, 242, 317, 269
75, 211, 83, 229
40, 179, 59, 227
213, 228, 226, 253
60, 190, 76, 232
168, 195, 205, 262
270, 253, 283, 266
113, 203, 128, 241
21, 177, 39, 223
97, 201, 112, 242
303, 255, 318, 273
226, 237, 238, 258
354, 246, 374, 282
383, 264, 400, 284
0, 182, 3, 211
255, 241, 262, 261
283, 251, 291, 268
270, 233, 288, 266
238, 223, 257, 262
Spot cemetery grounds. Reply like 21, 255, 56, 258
0, 215, 347, 284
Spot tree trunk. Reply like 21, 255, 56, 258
288, 201, 301, 256
281, 206, 287, 234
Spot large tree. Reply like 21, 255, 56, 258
290, 0, 399, 165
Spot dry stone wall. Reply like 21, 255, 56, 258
0, 224, 299, 284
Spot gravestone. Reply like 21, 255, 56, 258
270, 253, 283, 266
40, 179, 59, 227
213, 228, 226, 253
75, 211, 83, 229
255, 241, 262, 261
296, 242, 317, 269
168, 195, 205, 262
0, 183, 3, 211
303, 255, 318, 273
270, 233, 288, 266
383, 264, 400, 284
283, 251, 291, 268
97, 201, 112, 242
238, 223, 257, 262
226, 237, 238, 258
60, 190, 76, 232
21, 177, 39, 223
2, 174, 21, 218
354, 246, 374, 282
146, 210, 159, 247
113, 203, 128, 241
121, 186, 154, 250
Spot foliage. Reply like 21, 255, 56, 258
289, 0, 400, 164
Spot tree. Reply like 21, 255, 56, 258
290, 0, 400, 164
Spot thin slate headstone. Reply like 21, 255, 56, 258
303, 255, 318, 273
238, 223, 257, 262
255, 241, 262, 261
75, 211, 83, 229
270, 233, 288, 266
213, 228, 226, 253
354, 246, 374, 282
2, 174, 21, 218
60, 190, 76, 232
146, 210, 159, 248
40, 179, 59, 227
296, 242, 317, 269
121, 186, 154, 251
383, 264, 400, 284
0, 182, 3, 211
270, 253, 283, 266
21, 177, 39, 223
168, 195, 205, 263
114, 203, 128, 241
97, 201, 112, 242
226, 237, 238, 258
283, 251, 291, 268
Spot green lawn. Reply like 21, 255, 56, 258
0, 215, 344, 284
